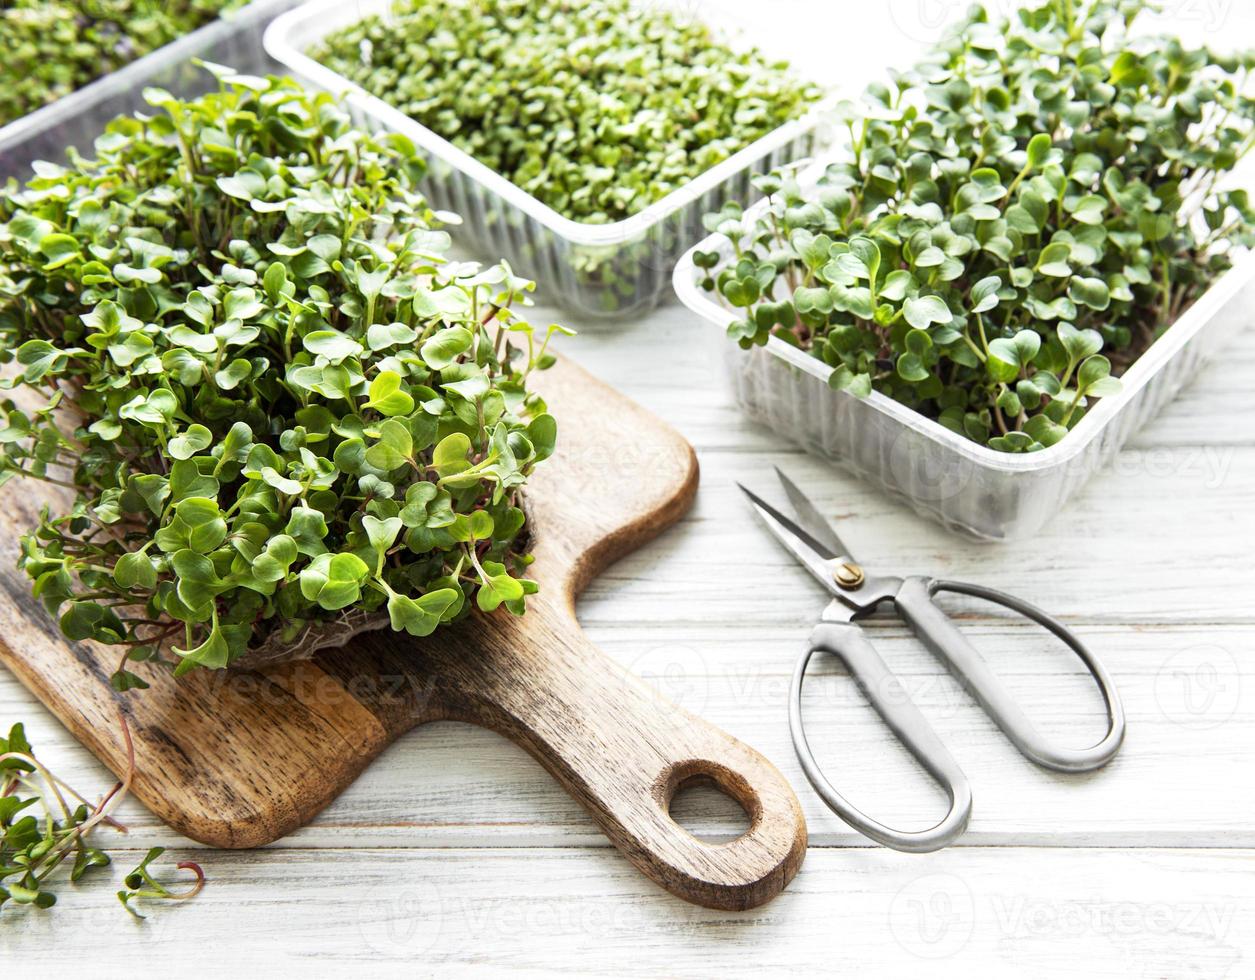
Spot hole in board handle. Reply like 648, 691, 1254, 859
663, 761, 757, 845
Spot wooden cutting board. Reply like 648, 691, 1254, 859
0, 355, 807, 912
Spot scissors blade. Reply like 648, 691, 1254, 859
738, 483, 845, 595
773, 467, 857, 563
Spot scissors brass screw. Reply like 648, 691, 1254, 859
834, 563, 864, 590
740, 468, 1126, 853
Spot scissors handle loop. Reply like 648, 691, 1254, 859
790, 622, 973, 853
897, 577, 1126, 773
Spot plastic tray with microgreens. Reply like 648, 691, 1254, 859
266, 0, 833, 316
313, 0, 822, 226
0, 0, 253, 128
695, 0, 1255, 456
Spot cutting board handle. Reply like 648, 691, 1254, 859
437, 600, 808, 911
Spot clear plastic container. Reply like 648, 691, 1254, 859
0, 0, 301, 180
263, 0, 838, 318
674, 175, 1255, 542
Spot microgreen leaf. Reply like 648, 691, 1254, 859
904, 295, 952, 330
386, 588, 460, 637
365, 371, 415, 417
364, 419, 414, 471
299, 553, 370, 611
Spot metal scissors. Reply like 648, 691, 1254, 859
740, 469, 1126, 853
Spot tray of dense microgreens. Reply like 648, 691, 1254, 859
676, 0, 1255, 540
0, 66, 559, 681
0, 0, 251, 128
265, 0, 831, 316
0, 0, 292, 137
0, 0, 304, 179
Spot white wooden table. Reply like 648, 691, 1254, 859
4, 3, 1255, 976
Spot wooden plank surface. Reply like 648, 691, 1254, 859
5, 620, 1251, 849
2, 844, 1251, 979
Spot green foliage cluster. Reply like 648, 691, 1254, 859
314, 0, 822, 224
0, 68, 563, 683
0, 0, 248, 126
2, 721, 203, 916
698, 0, 1255, 452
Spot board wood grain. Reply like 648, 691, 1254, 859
0, 355, 807, 911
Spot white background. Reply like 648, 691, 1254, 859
3, 1, 1255, 976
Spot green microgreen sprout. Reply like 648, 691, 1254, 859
698, 0, 1255, 452
0, 0, 249, 126
0, 66, 565, 680
1, 718, 203, 917
117, 846, 205, 918
313, 0, 823, 224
